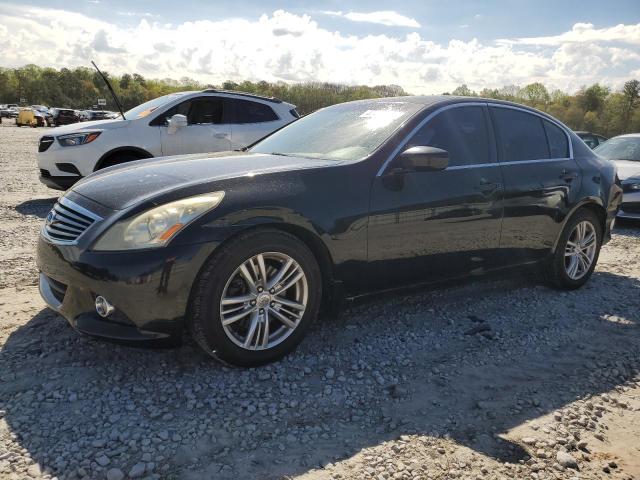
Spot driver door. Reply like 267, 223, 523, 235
367, 104, 504, 290
160, 96, 231, 156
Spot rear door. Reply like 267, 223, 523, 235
226, 98, 283, 149
367, 104, 504, 290
159, 96, 231, 156
489, 105, 581, 263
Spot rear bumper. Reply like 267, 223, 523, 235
36, 236, 218, 345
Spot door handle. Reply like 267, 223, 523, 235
560, 169, 578, 182
214, 133, 228, 139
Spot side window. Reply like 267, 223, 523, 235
543, 120, 569, 158
188, 97, 223, 124
232, 99, 279, 123
150, 99, 191, 126
596, 135, 608, 145
491, 107, 549, 161
406, 106, 490, 167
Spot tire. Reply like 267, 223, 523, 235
544, 208, 602, 290
189, 229, 322, 367
98, 152, 143, 170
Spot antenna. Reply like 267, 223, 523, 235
91, 61, 126, 120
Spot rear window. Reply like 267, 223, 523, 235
543, 120, 569, 158
232, 99, 279, 123
491, 107, 549, 161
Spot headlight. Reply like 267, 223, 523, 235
626, 182, 640, 191
57, 131, 101, 147
93, 192, 225, 250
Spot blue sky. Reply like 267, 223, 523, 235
1, 1, 639, 93
20, 0, 640, 41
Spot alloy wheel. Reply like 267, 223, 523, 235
220, 252, 308, 351
564, 220, 597, 280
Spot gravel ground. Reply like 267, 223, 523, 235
0, 123, 639, 480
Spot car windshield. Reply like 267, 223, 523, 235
250, 101, 422, 161
595, 137, 640, 162
124, 93, 188, 120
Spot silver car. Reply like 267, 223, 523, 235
595, 134, 640, 219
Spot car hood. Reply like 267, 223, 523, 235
71, 151, 338, 210
48, 119, 129, 135
613, 160, 640, 181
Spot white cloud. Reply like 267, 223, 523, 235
323, 10, 421, 28
498, 22, 640, 46
0, 4, 638, 94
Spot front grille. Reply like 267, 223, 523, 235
39, 136, 54, 152
43, 197, 101, 244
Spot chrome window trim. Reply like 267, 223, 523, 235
376, 101, 574, 177
41, 196, 102, 246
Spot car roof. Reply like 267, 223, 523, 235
331, 95, 562, 116
614, 133, 640, 138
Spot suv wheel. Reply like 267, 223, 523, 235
98, 152, 144, 170
189, 229, 322, 367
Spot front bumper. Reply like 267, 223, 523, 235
39, 170, 81, 190
37, 236, 218, 345
618, 190, 640, 219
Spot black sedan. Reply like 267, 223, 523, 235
51, 108, 80, 126
37, 96, 621, 366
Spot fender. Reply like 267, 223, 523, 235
182, 207, 341, 310
550, 197, 606, 254
95, 146, 153, 171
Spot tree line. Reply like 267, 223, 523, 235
1, 65, 638, 136
447, 81, 640, 137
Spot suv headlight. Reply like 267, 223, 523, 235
93, 192, 225, 251
57, 131, 101, 147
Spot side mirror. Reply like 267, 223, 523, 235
167, 114, 188, 134
396, 146, 449, 172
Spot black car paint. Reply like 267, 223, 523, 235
36, 96, 621, 344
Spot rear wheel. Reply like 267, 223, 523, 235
189, 229, 322, 366
545, 209, 602, 289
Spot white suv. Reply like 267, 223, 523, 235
37, 90, 299, 190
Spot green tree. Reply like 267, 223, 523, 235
622, 79, 640, 132
577, 84, 610, 113
519, 82, 550, 108
451, 84, 476, 97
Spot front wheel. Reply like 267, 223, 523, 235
188, 229, 322, 367
545, 209, 602, 289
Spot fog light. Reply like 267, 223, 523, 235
95, 296, 114, 318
